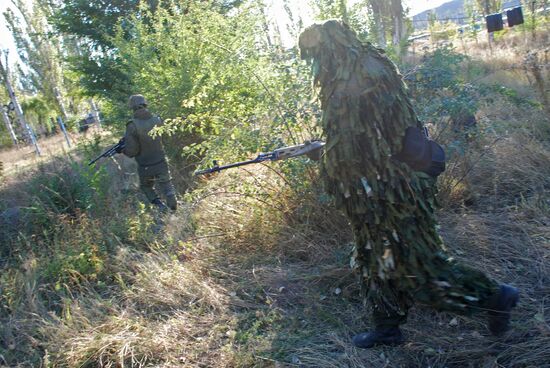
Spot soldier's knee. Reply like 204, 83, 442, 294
139, 175, 154, 188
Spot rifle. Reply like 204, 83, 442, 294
88, 139, 125, 166
194, 140, 325, 176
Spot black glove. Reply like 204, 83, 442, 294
114, 137, 125, 154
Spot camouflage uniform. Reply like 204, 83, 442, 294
122, 95, 177, 210
298, 21, 516, 343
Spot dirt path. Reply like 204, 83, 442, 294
0, 128, 107, 176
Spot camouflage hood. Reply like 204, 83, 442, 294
298, 20, 421, 188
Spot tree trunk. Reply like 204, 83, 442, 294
391, 0, 405, 45
369, 0, 386, 46
0, 54, 41, 155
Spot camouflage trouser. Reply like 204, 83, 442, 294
138, 162, 177, 210
370, 257, 500, 328
139, 172, 175, 200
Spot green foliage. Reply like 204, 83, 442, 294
40, 219, 107, 288
50, 0, 245, 102
27, 159, 109, 220
234, 309, 283, 345
49, 0, 155, 99
363, 0, 408, 51
487, 84, 539, 107
311, 0, 350, 22
429, 20, 459, 42
0, 124, 15, 148
464, 0, 480, 42
20, 95, 57, 133
518, 0, 547, 40
126, 202, 159, 244
408, 46, 480, 128
3, 0, 68, 116
474, 0, 502, 15
110, 2, 317, 169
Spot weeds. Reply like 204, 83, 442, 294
523, 48, 550, 114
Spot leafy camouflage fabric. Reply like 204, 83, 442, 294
299, 20, 498, 324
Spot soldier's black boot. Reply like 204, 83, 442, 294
166, 194, 177, 211
352, 326, 405, 349
488, 284, 519, 336
151, 198, 168, 212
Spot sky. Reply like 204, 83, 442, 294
0, 0, 453, 67
0, 0, 30, 70
405, 0, 452, 16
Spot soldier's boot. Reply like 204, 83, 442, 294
487, 284, 519, 336
352, 326, 405, 349
166, 194, 177, 211
151, 198, 168, 212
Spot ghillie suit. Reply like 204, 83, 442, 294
298, 20, 515, 336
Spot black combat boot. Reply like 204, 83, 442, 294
166, 194, 177, 211
488, 284, 519, 336
352, 326, 405, 349
151, 198, 168, 212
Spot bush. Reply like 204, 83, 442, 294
408, 46, 479, 124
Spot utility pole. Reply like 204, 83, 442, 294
54, 87, 69, 121
55, 116, 71, 148
89, 98, 101, 128
0, 51, 41, 156
1, 104, 18, 147
530, 0, 537, 41
484, 0, 493, 53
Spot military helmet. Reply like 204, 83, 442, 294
128, 94, 148, 110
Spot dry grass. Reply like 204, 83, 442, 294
181, 155, 550, 367
2, 148, 549, 368
0, 127, 108, 178
37, 249, 235, 368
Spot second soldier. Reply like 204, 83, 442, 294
118, 94, 177, 211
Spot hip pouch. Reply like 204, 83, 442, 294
394, 126, 446, 178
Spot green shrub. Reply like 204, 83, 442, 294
41, 217, 107, 288
27, 158, 110, 222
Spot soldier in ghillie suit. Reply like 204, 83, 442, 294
298, 20, 519, 348
118, 95, 177, 211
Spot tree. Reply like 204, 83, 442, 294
365, 0, 407, 50
464, 0, 479, 43
311, 0, 350, 23
475, 0, 502, 16
367, 0, 387, 46
522, 0, 542, 40
49, 0, 245, 102
390, 0, 405, 46
3, 0, 64, 117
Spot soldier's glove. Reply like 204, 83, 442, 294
115, 138, 125, 154
304, 140, 323, 161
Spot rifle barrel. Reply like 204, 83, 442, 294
193, 141, 323, 176
88, 144, 119, 166
195, 157, 268, 176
